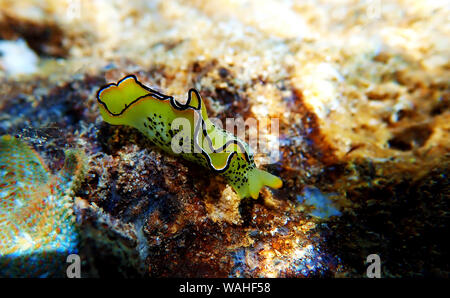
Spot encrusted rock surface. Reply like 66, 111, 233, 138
0, 0, 448, 277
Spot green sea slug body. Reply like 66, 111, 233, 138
97, 75, 282, 199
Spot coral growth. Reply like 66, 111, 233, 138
0, 135, 78, 277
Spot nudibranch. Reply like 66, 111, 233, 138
0, 135, 78, 277
96, 75, 282, 199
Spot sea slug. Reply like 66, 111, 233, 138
96, 75, 282, 199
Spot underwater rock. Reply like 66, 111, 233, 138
0, 39, 38, 76
296, 186, 341, 219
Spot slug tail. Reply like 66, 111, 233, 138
232, 168, 282, 199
